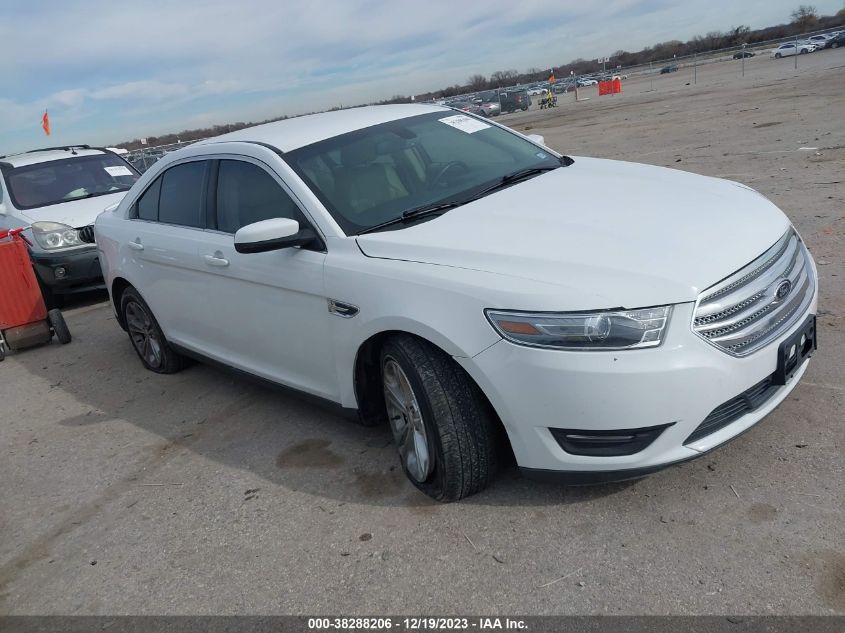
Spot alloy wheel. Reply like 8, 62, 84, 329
125, 301, 163, 368
382, 357, 432, 482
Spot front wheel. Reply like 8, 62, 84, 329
775, 53, 782, 58
121, 287, 185, 373
380, 334, 498, 501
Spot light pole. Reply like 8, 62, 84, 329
741, 42, 747, 77
795, 33, 799, 70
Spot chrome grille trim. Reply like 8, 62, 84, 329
692, 230, 815, 356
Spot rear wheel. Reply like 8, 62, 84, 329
775, 52, 782, 58
380, 334, 498, 501
121, 287, 185, 373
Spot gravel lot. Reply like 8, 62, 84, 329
1, 48, 843, 616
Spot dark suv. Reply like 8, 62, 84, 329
499, 89, 531, 113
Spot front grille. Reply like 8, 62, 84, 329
693, 230, 815, 356
684, 375, 780, 444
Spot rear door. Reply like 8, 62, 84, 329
124, 159, 211, 346
194, 157, 336, 400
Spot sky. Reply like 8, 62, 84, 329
1, 0, 841, 152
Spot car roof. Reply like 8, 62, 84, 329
0, 147, 108, 169
196, 104, 449, 153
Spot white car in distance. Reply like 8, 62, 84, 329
94, 105, 818, 501
771, 42, 816, 57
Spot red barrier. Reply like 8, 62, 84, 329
598, 79, 623, 96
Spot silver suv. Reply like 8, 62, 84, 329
0, 145, 140, 303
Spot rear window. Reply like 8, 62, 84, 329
2, 153, 139, 210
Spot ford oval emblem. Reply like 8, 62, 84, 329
774, 279, 792, 302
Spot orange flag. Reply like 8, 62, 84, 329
549, 72, 555, 83
42, 110, 51, 136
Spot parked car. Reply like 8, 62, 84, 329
771, 42, 815, 57
94, 104, 818, 501
474, 91, 501, 117
527, 86, 547, 96
826, 32, 845, 48
660, 64, 679, 74
447, 101, 487, 116
577, 78, 598, 86
807, 34, 832, 49
733, 51, 755, 59
0, 145, 140, 304
499, 89, 531, 112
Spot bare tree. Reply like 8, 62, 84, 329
791, 5, 819, 30
467, 74, 487, 91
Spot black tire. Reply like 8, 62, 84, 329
120, 287, 185, 374
380, 334, 498, 501
775, 53, 782, 58
832, 43, 839, 49
47, 309, 72, 344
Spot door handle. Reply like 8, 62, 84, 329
204, 254, 229, 267
128, 240, 144, 251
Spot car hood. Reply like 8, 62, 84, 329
356, 157, 791, 309
19, 191, 129, 228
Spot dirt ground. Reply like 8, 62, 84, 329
1, 48, 843, 615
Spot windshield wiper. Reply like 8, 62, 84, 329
358, 199, 465, 235
357, 159, 571, 235
66, 188, 130, 201
472, 164, 561, 198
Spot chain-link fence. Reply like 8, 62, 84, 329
123, 138, 208, 173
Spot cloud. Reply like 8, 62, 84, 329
0, 0, 841, 151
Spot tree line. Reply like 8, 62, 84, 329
116, 5, 844, 149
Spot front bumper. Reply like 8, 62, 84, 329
456, 298, 817, 478
29, 245, 104, 294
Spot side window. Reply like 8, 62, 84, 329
136, 176, 161, 221
216, 160, 303, 234
158, 161, 208, 228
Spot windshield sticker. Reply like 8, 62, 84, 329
535, 152, 548, 159
104, 165, 133, 177
439, 115, 491, 134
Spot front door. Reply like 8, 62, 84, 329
194, 158, 336, 401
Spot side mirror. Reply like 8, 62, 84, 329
526, 133, 546, 146
234, 218, 316, 254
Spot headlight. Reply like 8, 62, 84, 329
485, 306, 672, 350
31, 222, 84, 250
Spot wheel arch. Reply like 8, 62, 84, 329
111, 277, 133, 329
351, 330, 512, 462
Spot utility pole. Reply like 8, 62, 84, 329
794, 33, 799, 70
694, 51, 697, 84
742, 42, 747, 77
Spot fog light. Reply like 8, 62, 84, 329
54, 266, 67, 279
550, 423, 674, 456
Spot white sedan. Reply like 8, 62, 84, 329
94, 104, 818, 500
771, 42, 816, 57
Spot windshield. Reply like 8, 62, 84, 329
3, 153, 140, 210
286, 111, 561, 234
